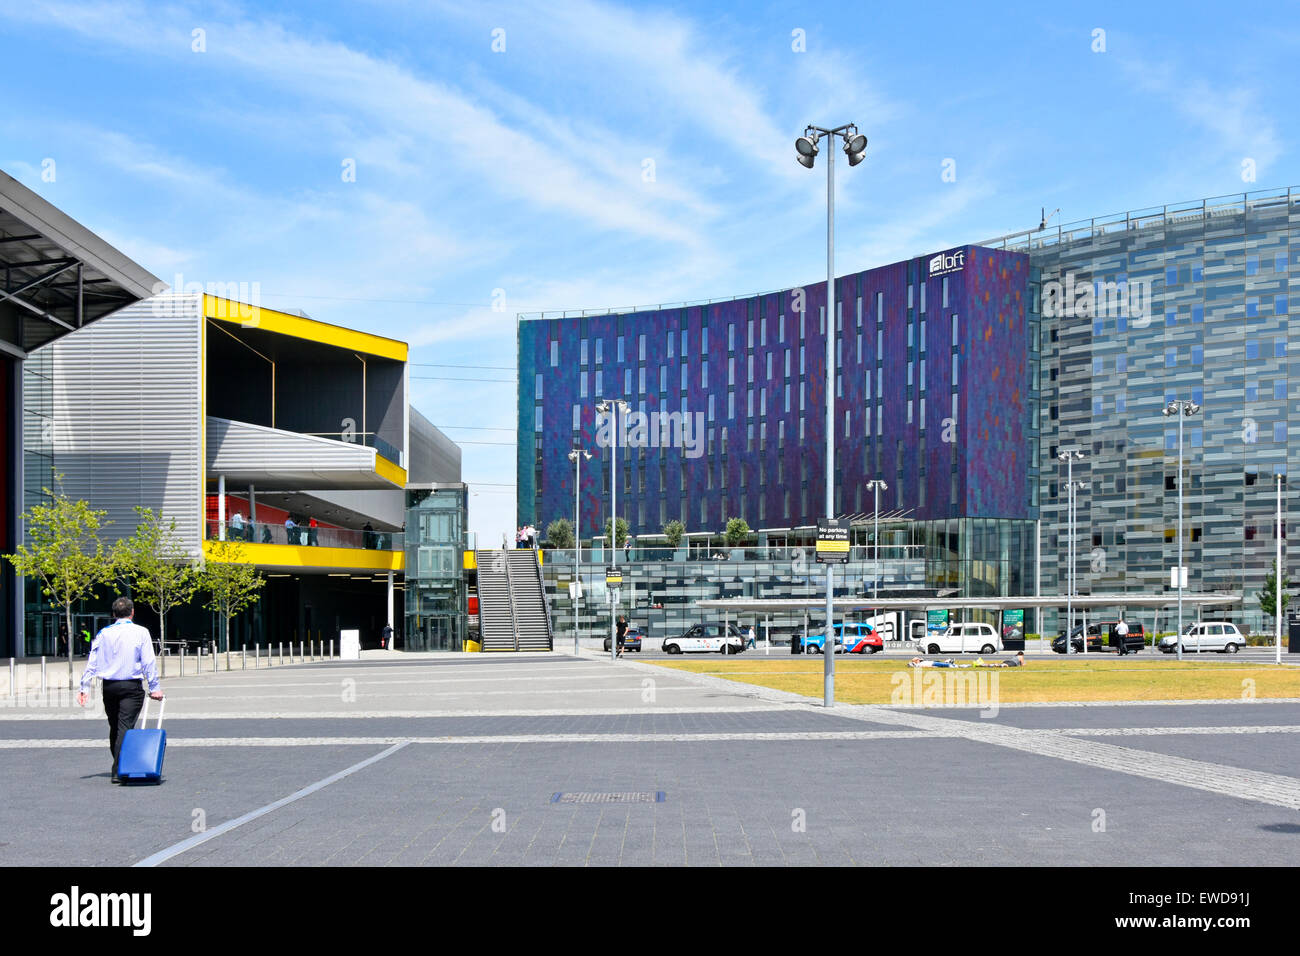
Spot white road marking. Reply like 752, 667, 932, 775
133, 742, 410, 868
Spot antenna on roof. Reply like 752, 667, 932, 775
1039, 207, 1060, 231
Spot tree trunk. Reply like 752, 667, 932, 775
65, 601, 74, 691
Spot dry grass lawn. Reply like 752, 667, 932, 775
648, 656, 1300, 705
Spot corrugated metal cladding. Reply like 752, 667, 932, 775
408, 406, 462, 483
47, 293, 204, 556
206, 415, 394, 486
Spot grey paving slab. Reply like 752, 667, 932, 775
905, 700, 1300, 730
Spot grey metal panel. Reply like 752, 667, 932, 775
408, 406, 461, 483
207, 416, 397, 489
46, 293, 203, 556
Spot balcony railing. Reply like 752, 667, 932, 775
207, 519, 403, 551
542, 544, 922, 564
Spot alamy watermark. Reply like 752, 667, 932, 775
595, 407, 705, 459
1041, 273, 1151, 325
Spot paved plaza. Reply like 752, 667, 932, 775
3, 652, 1299, 866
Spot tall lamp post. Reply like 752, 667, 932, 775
1276, 471, 1286, 666
567, 448, 591, 656
866, 479, 888, 605
1058, 449, 1085, 653
596, 399, 629, 662
796, 122, 868, 708
1163, 399, 1200, 660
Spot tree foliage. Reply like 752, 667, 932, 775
723, 517, 751, 547
199, 539, 265, 650
545, 518, 575, 550
114, 507, 199, 646
662, 519, 685, 548
1257, 559, 1291, 619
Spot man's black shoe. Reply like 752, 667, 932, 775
111, 767, 119, 784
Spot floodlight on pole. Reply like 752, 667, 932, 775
568, 448, 592, 656
1165, 399, 1199, 660
796, 120, 867, 707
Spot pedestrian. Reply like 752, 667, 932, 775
624, 536, 632, 561
381, 623, 393, 649
1115, 616, 1129, 656
616, 615, 628, 658
746, 624, 757, 649
76, 597, 163, 784
284, 514, 297, 544
1005, 650, 1026, 667
80, 626, 92, 658
363, 522, 375, 549
58, 621, 69, 658
229, 511, 244, 540
516, 526, 525, 549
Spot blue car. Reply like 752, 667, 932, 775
803, 623, 883, 654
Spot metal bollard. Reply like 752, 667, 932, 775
41, 656, 46, 696
242, 648, 246, 670
279, 642, 284, 665
180, 646, 185, 677
298, 641, 303, 661
8, 658, 14, 698
255, 644, 260, 668
329, 639, 334, 658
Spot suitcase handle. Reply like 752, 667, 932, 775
139, 694, 165, 729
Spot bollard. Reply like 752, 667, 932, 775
329, 639, 334, 659
242, 648, 246, 670
279, 642, 284, 665
180, 646, 185, 677
8, 658, 14, 699
41, 656, 47, 696
256, 644, 260, 668
298, 641, 303, 661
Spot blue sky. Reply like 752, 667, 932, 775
2, 0, 1294, 543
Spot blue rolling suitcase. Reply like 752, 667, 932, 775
118, 696, 166, 784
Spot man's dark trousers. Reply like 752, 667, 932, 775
103, 680, 145, 774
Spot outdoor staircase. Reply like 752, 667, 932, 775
475, 550, 517, 651
474, 549, 553, 652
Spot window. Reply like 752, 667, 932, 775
550, 341, 558, 367
1277, 339, 1288, 358
1276, 421, 1288, 444
1247, 298, 1259, 318
701, 361, 708, 387
580, 339, 588, 364
595, 339, 602, 364
572, 404, 580, 430
639, 334, 646, 360
667, 330, 674, 359
1247, 255, 1259, 276
1279, 295, 1290, 315
1191, 346, 1203, 365
617, 336, 624, 362
1247, 340, 1260, 360
580, 372, 587, 398
702, 328, 708, 352
534, 373, 543, 399
942, 276, 949, 308
951, 314, 959, 345
1275, 381, 1288, 400
534, 406, 543, 431
1165, 349, 1176, 367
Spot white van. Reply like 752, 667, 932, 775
1158, 622, 1246, 654
913, 622, 1001, 655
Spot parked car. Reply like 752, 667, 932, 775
1158, 622, 1246, 654
603, 626, 643, 653
1051, 621, 1145, 654
912, 622, 1001, 655
804, 622, 883, 654
662, 623, 745, 655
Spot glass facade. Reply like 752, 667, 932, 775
404, 485, 468, 650
1002, 188, 1300, 633
520, 186, 1300, 635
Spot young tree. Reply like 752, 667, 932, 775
199, 539, 265, 652
662, 519, 685, 549
4, 477, 112, 687
603, 517, 629, 548
723, 517, 751, 547
1257, 559, 1291, 620
545, 518, 575, 550
115, 507, 199, 651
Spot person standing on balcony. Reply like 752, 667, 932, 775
284, 515, 297, 544
364, 522, 375, 549
229, 510, 244, 541
308, 516, 319, 547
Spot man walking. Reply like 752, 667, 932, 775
76, 597, 163, 784
1115, 616, 1130, 656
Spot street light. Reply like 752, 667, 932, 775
567, 448, 592, 656
796, 122, 866, 708
1276, 471, 1286, 666
1163, 399, 1199, 660
865, 479, 888, 605
596, 399, 629, 662
1058, 449, 1086, 653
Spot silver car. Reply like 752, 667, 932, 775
1158, 622, 1245, 654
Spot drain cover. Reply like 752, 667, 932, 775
550, 791, 665, 804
